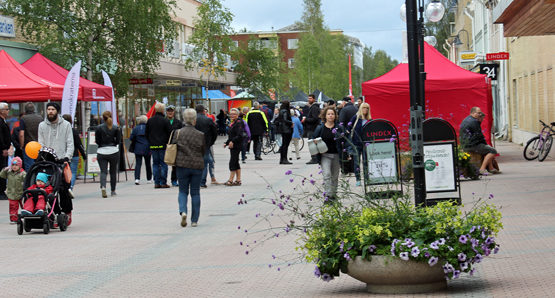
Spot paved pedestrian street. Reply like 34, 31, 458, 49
1, 137, 554, 297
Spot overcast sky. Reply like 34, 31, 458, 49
223, 0, 407, 62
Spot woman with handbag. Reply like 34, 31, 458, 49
223, 108, 244, 186
312, 106, 350, 202
348, 102, 372, 186
129, 115, 153, 185
278, 100, 294, 165
95, 111, 121, 198
173, 109, 206, 227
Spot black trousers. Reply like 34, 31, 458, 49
171, 166, 177, 182
98, 152, 119, 192
252, 135, 262, 157
229, 148, 241, 171
280, 133, 292, 161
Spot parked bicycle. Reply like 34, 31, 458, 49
523, 120, 555, 162
262, 134, 276, 155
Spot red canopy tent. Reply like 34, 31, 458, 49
362, 43, 493, 146
0, 50, 64, 102
22, 53, 112, 102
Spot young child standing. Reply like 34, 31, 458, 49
21, 173, 53, 216
0, 157, 27, 224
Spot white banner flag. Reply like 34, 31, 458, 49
101, 70, 118, 125
61, 60, 82, 125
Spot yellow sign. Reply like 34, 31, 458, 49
461, 53, 477, 60
166, 80, 181, 86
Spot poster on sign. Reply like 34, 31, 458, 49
365, 141, 397, 184
424, 142, 456, 192
85, 130, 101, 174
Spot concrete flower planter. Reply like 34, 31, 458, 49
344, 256, 447, 294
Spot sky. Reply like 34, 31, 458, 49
223, 0, 407, 62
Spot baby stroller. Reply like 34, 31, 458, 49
17, 148, 70, 235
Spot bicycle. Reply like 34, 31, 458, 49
523, 120, 555, 162
261, 134, 276, 155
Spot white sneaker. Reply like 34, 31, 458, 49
147, 179, 154, 184
135, 179, 140, 185
180, 213, 187, 227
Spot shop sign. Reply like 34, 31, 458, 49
486, 52, 509, 60
0, 15, 15, 38
129, 78, 153, 85
166, 80, 181, 86
480, 64, 499, 80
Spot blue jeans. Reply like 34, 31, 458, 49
201, 148, 214, 186
151, 149, 168, 185
176, 167, 202, 223
135, 154, 152, 181
70, 156, 80, 189
353, 144, 363, 181
23, 150, 35, 173
241, 139, 248, 161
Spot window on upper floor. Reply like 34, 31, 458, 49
287, 39, 298, 49
288, 58, 295, 69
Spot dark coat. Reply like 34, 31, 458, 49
312, 122, 352, 164
339, 102, 358, 128
129, 123, 150, 155
304, 104, 321, 132
348, 115, 371, 147
168, 118, 183, 131
145, 112, 172, 149
71, 128, 86, 159
95, 123, 121, 148
460, 115, 486, 148
246, 109, 268, 136
226, 119, 244, 150
277, 109, 293, 134
174, 124, 205, 169
0, 117, 10, 150
195, 113, 218, 149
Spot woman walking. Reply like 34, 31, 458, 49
95, 111, 121, 198
312, 106, 349, 202
129, 115, 152, 185
277, 100, 294, 164
174, 109, 206, 227
62, 114, 87, 195
223, 108, 244, 186
289, 109, 303, 160
348, 102, 372, 186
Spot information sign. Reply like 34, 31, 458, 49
365, 141, 397, 184
424, 142, 456, 192
86, 131, 100, 174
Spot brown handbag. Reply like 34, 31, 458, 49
164, 130, 180, 167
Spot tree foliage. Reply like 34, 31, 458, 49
2, 0, 179, 95
231, 35, 288, 98
362, 47, 399, 82
184, 0, 234, 104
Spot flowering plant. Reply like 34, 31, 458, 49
239, 171, 503, 283
457, 148, 481, 180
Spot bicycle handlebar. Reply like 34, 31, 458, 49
540, 120, 547, 127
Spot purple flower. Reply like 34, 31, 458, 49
285, 170, 293, 175
368, 245, 377, 253
289, 179, 294, 183
470, 226, 476, 233
459, 235, 468, 244
245, 251, 249, 255
453, 270, 461, 279
275, 233, 279, 237
429, 256, 439, 266
460, 262, 469, 271
481, 231, 486, 239
399, 252, 410, 261
279, 203, 284, 210
424, 252, 431, 258
458, 252, 467, 262
332, 128, 337, 134
437, 238, 446, 245
240, 242, 243, 245
339, 242, 345, 252
430, 242, 439, 250
485, 236, 495, 245
474, 254, 483, 263
310, 179, 316, 185
443, 263, 454, 273
469, 268, 476, 276
471, 238, 479, 248
494, 246, 500, 254
238, 226, 240, 229
269, 264, 272, 268
411, 247, 420, 257
314, 266, 321, 278
489, 193, 494, 199
277, 267, 280, 271
344, 253, 352, 261
484, 247, 491, 256
389, 137, 395, 143
348, 122, 352, 126
322, 273, 334, 282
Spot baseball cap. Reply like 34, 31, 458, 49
166, 105, 175, 111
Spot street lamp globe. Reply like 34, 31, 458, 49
426, 0, 445, 23
400, 4, 407, 23
424, 35, 437, 47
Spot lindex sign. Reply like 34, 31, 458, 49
486, 52, 509, 61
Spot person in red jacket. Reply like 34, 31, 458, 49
21, 172, 53, 216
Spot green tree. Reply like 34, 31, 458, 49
184, 0, 234, 109
231, 35, 288, 99
2, 0, 178, 95
362, 47, 399, 82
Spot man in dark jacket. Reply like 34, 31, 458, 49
166, 105, 183, 187
338, 97, 358, 129
0, 102, 10, 199
19, 102, 43, 172
194, 105, 218, 188
246, 102, 268, 160
305, 94, 321, 164
145, 103, 173, 188
460, 106, 500, 175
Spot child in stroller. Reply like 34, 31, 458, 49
21, 173, 53, 216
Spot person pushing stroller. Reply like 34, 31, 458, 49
21, 173, 53, 216
0, 157, 26, 224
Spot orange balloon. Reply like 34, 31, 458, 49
25, 141, 42, 159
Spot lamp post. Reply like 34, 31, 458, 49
401, 0, 445, 207
454, 29, 471, 51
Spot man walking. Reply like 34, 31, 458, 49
339, 96, 358, 129
166, 105, 183, 187
194, 105, 218, 188
19, 102, 43, 172
146, 103, 172, 188
304, 94, 321, 164
459, 107, 501, 175
245, 102, 268, 160
0, 103, 11, 200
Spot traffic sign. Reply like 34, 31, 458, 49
486, 52, 509, 60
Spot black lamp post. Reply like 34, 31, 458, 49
401, 0, 445, 207
455, 29, 471, 51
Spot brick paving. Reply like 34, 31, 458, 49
1, 137, 554, 297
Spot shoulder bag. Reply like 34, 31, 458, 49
164, 130, 180, 167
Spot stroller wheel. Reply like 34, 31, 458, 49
58, 214, 68, 232
17, 221, 23, 235
24, 220, 32, 232
43, 222, 50, 234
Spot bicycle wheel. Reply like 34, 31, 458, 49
299, 137, 305, 151
523, 136, 541, 160
262, 136, 271, 155
538, 135, 553, 162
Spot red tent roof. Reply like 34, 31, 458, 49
362, 42, 493, 146
22, 53, 112, 102
0, 50, 64, 102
